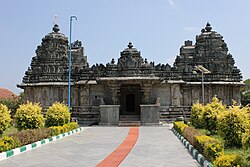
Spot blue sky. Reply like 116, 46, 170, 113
0, 0, 250, 94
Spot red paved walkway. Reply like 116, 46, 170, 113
96, 127, 139, 167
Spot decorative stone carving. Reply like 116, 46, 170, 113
174, 23, 242, 82
18, 22, 243, 125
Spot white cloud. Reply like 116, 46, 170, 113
168, 0, 176, 7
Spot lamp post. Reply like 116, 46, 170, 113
68, 16, 77, 111
193, 65, 211, 105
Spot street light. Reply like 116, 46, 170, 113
193, 65, 211, 105
68, 16, 77, 111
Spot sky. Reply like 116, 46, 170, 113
0, 0, 250, 94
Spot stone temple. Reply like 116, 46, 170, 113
18, 23, 243, 125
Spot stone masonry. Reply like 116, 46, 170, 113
18, 23, 243, 125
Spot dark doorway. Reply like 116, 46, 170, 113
120, 85, 141, 115
126, 94, 136, 113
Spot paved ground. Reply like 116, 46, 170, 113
0, 126, 200, 167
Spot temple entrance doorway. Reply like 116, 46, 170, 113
120, 85, 141, 115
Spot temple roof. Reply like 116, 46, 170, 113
42, 24, 68, 43
120, 42, 141, 58
19, 22, 242, 86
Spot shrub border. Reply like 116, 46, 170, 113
0, 127, 87, 161
172, 128, 214, 167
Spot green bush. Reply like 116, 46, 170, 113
195, 135, 224, 162
213, 153, 243, 167
242, 129, 250, 149
49, 122, 79, 136
63, 122, 78, 131
190, 102, 204, 128
45, 102, 70, 127
0, 136, 20, 153
14, 101, 44, 130
0, 104, 12, 134
49, 126, 64, 136
173, 121, 188, 135
200, 97, 225, 134
204, 139, 224, 162
217, 105, 249, 148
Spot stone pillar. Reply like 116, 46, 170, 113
80, 85, 90, 106
171, 84, 181, 106
233, 86, 241, 104
143, 88, 151, 104
182, 87, 190, 106
110, 88, 118, 104
142, 82, 152, 104
108, 81, 120, 105
192, 87, 200, 104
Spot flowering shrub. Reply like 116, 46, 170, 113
190, 102, 204, 128
195, 135, 224, 162
213, 153, 243, 167
173, 121, 188, 135
0, 136, 20, 152
15, 101, 44, 130
0, 104, 12, 134
217, 104, 249, 147
201, 97, 225, 134
45, 102, 70, 127
49, 122, 79, 136
242, 129, 250, 149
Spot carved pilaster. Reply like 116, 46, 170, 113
108, 81, 120, 105
80, 85, 90, 105
141, 81, 152, 104
171, 84, 181, 106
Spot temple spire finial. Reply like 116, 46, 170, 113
52, 15, 60, 33
128, 42, 133, 49
205, 22, 212, 32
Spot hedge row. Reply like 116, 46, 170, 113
173, 121, 250, 166
174, 96, 250, 166
173, 121, 222, 162
0, 122, 78, 153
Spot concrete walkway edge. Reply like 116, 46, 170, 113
172, 128, 214, 167
0, 127, 87, 161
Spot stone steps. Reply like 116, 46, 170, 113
159, 107, 191, 123
118, 121, 141, 127
119, 115, 140, 121
119, 115, 141, 126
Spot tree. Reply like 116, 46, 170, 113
241, 79, 250, 106
0, 92, 25, 117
